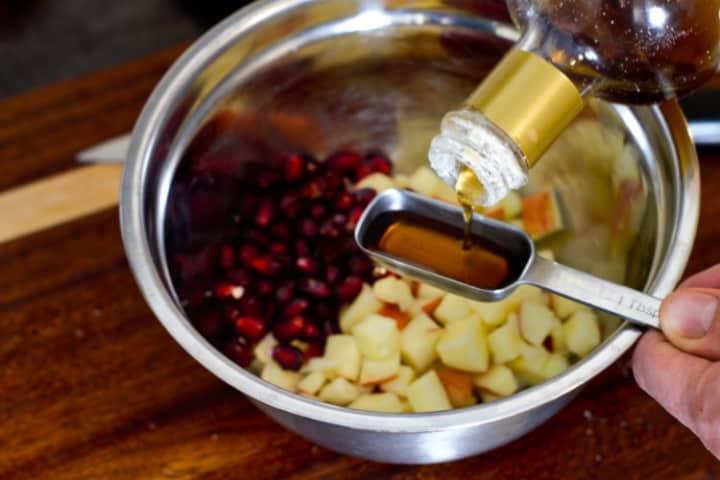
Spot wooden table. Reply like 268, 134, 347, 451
2, 45, 720, 480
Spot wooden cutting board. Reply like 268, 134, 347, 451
2, 44, 720, 479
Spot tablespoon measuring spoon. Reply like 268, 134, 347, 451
355, 189, 661, 329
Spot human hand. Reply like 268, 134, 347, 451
633, 265, 720, 458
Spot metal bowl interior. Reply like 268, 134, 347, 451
120, 0, 699, 463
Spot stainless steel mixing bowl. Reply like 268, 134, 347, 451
120, 0, 699, 464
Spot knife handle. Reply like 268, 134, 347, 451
0, 165, 122, 244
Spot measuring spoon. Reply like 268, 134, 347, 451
355, 189, 661, 329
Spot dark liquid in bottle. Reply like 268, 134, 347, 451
511, 0, 720, 102
378, 218, 510, 290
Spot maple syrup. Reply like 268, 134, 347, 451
377, 216, 511, 290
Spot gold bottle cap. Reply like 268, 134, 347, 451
466, 49, 584, 167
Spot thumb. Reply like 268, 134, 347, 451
660, 288, 720, 360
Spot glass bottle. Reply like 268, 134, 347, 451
429, 0, 720, 207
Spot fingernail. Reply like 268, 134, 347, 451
665, 291, 718, 338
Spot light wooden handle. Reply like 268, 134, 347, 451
0, 164, 123, 244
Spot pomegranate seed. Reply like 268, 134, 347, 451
223, 337, 253, 367
324, 265, 341, 284
244, 228, 269, 246
270, 242, 289, 255
365, 154, 392, 174
323, 170, 343, 195
326, 151, 361, 172
276, 282, 295, 304
354, 164, 373, 180
194, 307, 224, 339
249, 255, 283, 276
234, 316, 266, 340
300, 278, 331, 298
272, 344, 304, 371
214, 282, 245, 300
335, 192, 353, 210
336, 276, 363, 302
238, 244, 258, 263
236, 296, 264, 317
274, 315, 306, 342
279, 194, 301, 218
284, 154, 305, 182
353, 188, 376, 206
256, 280, 274, 296
301, 322, 321, 341
298, 218, 318, 238
172, 246, 218, 281
310, 204, 328, 220
300, 179, 324, 199
296, 257, 320, 275
303, 342, 324, 360
331, 213, 348, 227
294, 239, 310, 257
284, 298, 310, 317
257, 170, 280, 188
271, 224, 290, 239
347, 207, 364, 229
220, 245, 235, 270
348, 256, 373, 276
227, 268, 252, 287
319, 219, 339, 238
255, 199, 275, 227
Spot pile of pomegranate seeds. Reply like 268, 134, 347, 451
168, 148, 392, 371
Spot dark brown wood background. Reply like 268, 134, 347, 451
2, 45, 720, 480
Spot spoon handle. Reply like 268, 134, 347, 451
523, 256, 662, 329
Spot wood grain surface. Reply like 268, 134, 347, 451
2, 44, 720, 480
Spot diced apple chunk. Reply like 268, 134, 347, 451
340, 284, 382, 333
408, 166, 443, 197
297, 371, 327, 396
495, 191, 522, 219
359, 354, 401, 385
417, 282, 446, 300
253, 333, 278, 365
400, 313, 443, 372
324, 335, 361, 381
302, 357, 338, 376
551, 294, 591, 320
406, 370, 453, 412
261, 362, 301, 391
349, 392, 406, 413
522, 189, 565, 240
372, 276, 414, 311
436, 315, 489, 372
474, 364, 519, 397
377, 304, 412, 330
508, 342, 551, 385
470, 286, 540, 327
318, 378, 360, 406
487, 314, 523, 364
564, 310, 601, 357
352, 314, 400, 359
436, 367, 477, 407
548, 322, 567, 353
409, 296, 443, 318
355, 172, 395, 193
380, 365, 416, 397
541, 353, 570, 379
480, 391, 503, 403
519, 302, 559, 346
434, 294, 474, 325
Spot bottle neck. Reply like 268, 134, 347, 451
464, 42, 586, 168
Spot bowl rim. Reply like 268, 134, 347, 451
120, 0, 699, 433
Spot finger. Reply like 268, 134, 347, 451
633, 332, 720, 456
660, 288, 720, 360
680, 264, 720, 289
